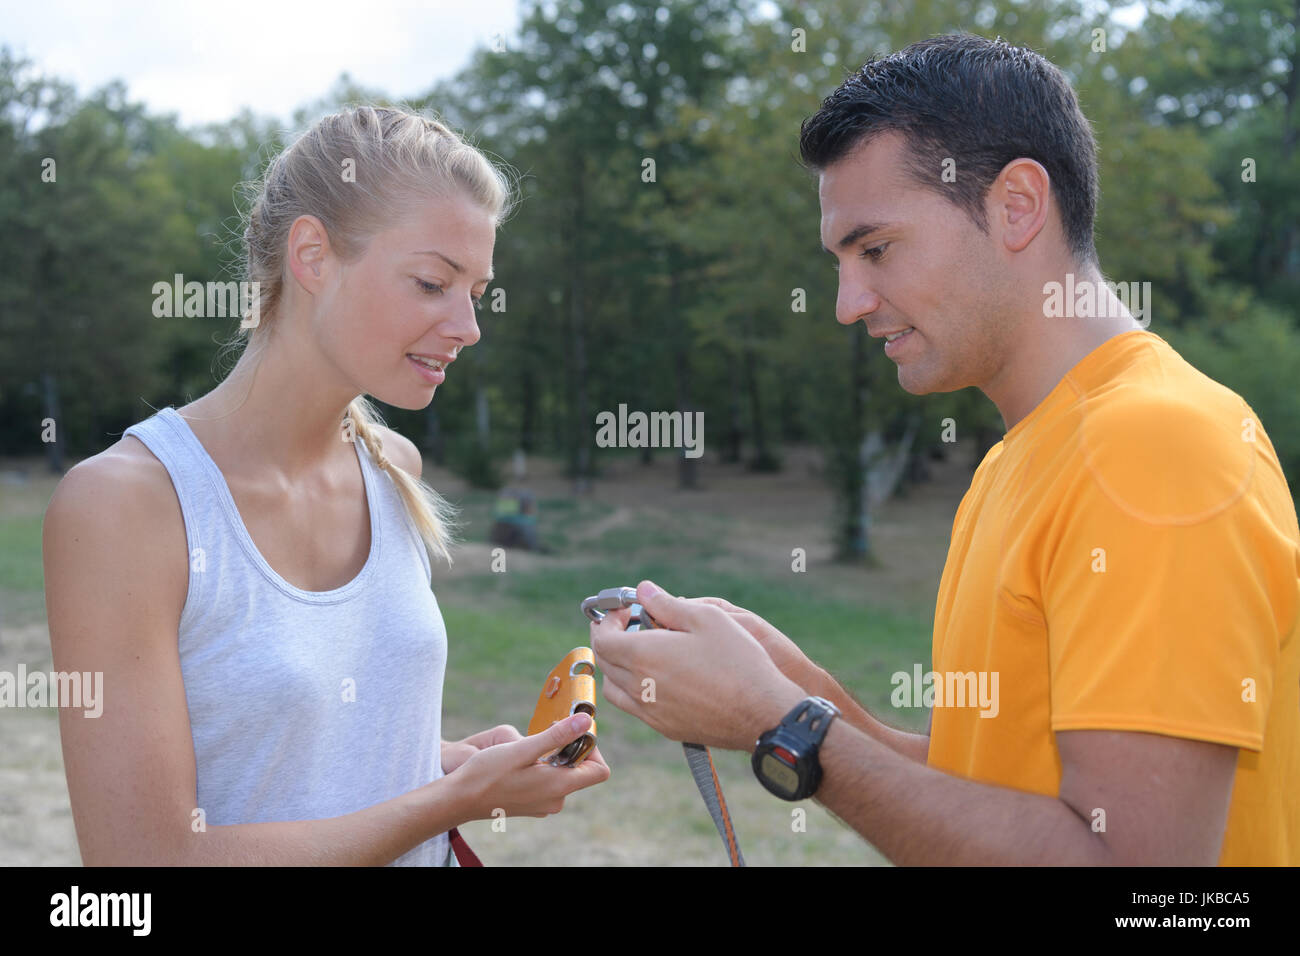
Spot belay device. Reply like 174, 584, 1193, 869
580, 586, 745, 867
527, 646, 599, 767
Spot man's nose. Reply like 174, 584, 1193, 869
836, 278, 882, 326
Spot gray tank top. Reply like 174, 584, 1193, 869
122, 407, 452, 866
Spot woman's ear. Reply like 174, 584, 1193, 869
285, 214, 331, 292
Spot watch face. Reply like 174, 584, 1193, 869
759, 752, 799, 796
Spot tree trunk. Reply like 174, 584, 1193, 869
475, 386, 490, 449
42, 370, 65, 473
424, 407, 444, 466
519, 368, 536, 454
566, 158, 592, 494
723, 358, 743, 464
838, 324, 870, 561
741, 314, 774, 470
1279, 0, 1298, 281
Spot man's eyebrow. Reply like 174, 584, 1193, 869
822, 222, 897, 254
411, 249, 494, 283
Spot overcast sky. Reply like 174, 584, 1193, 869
3, 0, 1150, 130
2, 0, 524, 128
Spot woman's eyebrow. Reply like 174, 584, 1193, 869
411, 249, 494, 283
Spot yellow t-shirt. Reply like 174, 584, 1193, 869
928, 329, 1300, 865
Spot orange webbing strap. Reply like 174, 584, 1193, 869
683, 742, 745, 867
581, 587, 746, 867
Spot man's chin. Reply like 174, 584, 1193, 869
896, 365, 959, 396
896, 367, 936, 396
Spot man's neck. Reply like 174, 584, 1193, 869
984, 264, 1143, 432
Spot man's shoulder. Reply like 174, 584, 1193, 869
1072, 341, 1263, 524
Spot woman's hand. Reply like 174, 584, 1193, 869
441, 725, 525, 775
447, 714, 612, 822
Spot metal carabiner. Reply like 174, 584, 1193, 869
581, 586, 661, 630
579, 583, 743, 865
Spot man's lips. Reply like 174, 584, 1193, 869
869, 325, 918, 358
867, 326, 915, 341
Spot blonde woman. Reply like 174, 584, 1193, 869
42, 106, 609, 866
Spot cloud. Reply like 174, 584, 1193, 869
3, 0, 521, 126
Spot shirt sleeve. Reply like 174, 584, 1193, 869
1041, 393, 1294, 752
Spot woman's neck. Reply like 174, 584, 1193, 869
183, 325, 362, 480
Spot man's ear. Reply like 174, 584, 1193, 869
990, 158, 1051, 254
285, 214, 331, 292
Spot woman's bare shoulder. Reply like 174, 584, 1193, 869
46, 435, 181, 531
43, 435, 188, 610
375, 424, 422, 477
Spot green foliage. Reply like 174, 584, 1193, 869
1164, 296, 1300, 495
452, 435, 505, 490
2, 0, 1296, 535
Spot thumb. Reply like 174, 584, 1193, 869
518, 712, 593, 763
636, 579, 692, 630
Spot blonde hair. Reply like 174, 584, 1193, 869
233, 104, 515, 567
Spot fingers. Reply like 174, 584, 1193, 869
490, 724, 525, 745
589, 604, 635, 643
564, 748, 612, 790
601, 606, 633, 628
599, 671, 651, 728
582, 745, 610, 771
689, 597, 777, 644
469, 724, 523, 748
691, 595, 743, 614
636, 579, 726, 633
514, 713, 593, 765
591, 618, 667, 671
591, 636, 638, 686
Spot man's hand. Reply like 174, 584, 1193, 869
684, 595, 828, 692
591, 580, 807, 752
441, 724, 525, 775
684, 596, 931, 763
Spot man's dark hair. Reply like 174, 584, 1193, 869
799, 33, 1099, 265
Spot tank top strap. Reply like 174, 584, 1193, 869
122, 406, 227, 631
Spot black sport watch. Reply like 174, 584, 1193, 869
751, 696, 841, 801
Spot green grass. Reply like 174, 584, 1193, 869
0, 516, 47, 627
444, 559, 931, 735
0, 516, 44, 592
443, 489, 618, 554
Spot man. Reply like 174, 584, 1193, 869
591, 33, 1300, 865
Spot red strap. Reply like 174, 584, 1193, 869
448, 827, 483, 867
